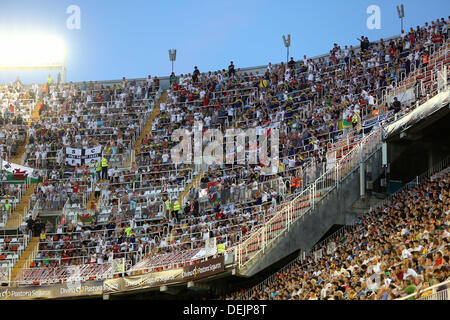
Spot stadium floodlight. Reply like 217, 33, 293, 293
396, 4, 405, 32
168, 49, 177, 74
282, 34, 291, 65
0, 33, 67, 82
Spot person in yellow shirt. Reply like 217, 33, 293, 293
101, 156, 108, 180
40, 229, 46, 242
217, 242, 226, 254
46, 74, 54, 94
278, 162, 284, 174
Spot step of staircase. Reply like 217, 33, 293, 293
10, 236, 40, 282
5, 184, 37, 230
9, 100, 41, 165
124, 92, 167, 168
178, 171, 205, 208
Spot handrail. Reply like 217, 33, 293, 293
236, 151, 450, 299
235, 126, 382, 269
396, 278, 450, 300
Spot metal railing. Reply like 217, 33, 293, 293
0, 183, 29, 229
234, 126, 382, 270
397, 279, 450, 300
236, 151, 450, 299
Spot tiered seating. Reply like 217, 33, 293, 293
9, 17, 449, 287
24, 80, 158, 170
0, 184, 29, 228
226, 169, 449, 300
0, 234, 30, 283
0, 82, 35, 161
17, 263, 113, 285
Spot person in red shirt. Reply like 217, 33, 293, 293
432, 32, 442, 44
203, 96, 209, 107
73, 182, 79, 194
434, 251, 443, 266
242, 224, 248, 236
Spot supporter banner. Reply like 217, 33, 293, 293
0, 280, 104, 300
66, 146, 103, 166
199, 188, 208, 199
325, 151, 336, 171
103, 268, 184, 293
326, 241, 336, 255
0, 159, 42, 182
313, 249, 322, 262
84, 146, 102, 165
0, 270, 9, 282
205, 237, 217, 257
66, 147, 82, 166
182, 256, 225, 281
305, 161, 317, 184
386, 87, 416, 106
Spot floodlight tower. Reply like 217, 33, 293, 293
63, 44, 67, 83
282, 34, 291, 65
396, 4, 405, 33
168, 49, 177, 74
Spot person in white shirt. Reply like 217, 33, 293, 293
400, 245, 412, 260
402, 263, 418, 280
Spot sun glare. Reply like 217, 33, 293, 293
0, 34, 65, 68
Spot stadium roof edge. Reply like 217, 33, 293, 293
20, 34, 400, 87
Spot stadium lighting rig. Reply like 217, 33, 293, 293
169, 49, 177, 73
396, 4, 405, 32
0, 33, 67, 82
282, 34, 291, 65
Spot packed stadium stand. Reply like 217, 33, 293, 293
0, 17, 448, 300
227, 163, 450, 300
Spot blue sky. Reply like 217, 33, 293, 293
0, 0, 448, 84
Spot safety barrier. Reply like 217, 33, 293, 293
235, 126, 382, 270
397, 279, 450, 300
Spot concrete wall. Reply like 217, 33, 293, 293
387, 109, 450, 182
239, 147, 384, 277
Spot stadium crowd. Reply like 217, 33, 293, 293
226, 171, 450, 300
0, 17, 448, 286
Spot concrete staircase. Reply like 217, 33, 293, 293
237, 143, 385, 277
86, 191, 99, 211
10, 236, 40, 282
85, 180, 109, 211
10, 100, 41, 165
5, 184, 37, 230
124, 92, 167, 168
178, 171, 205, 208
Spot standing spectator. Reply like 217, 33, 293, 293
391, 97, 402, 114
153, 76, 160, 91
46, 74, 53, 93
169, 72, 177, 86
228, 61, 236, 78
26, 216, 34, 234
94, 183, 101, 200
101, 156, 108, 180
192, 66, 200, 84
288, 57, 296, 71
